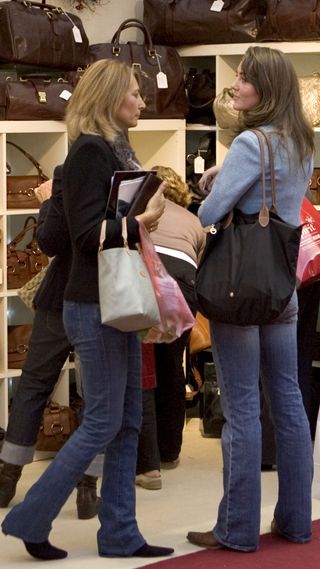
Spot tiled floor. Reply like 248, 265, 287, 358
1, 418, 320, 569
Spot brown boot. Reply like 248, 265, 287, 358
0, 462, 23, 507
76, 474, 101, 520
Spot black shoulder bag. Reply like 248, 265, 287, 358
195, 129, 302, 326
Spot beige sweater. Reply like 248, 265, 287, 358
151, 199, 206, 266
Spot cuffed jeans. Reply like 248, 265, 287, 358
1, 309, 71, 464
210, 292, 313, 551
2, 302, 145, 557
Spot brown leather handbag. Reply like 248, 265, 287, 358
36, 401, 79, 452
7, 140, 48, 208
189, 312, 211, 355
88, 18, 188, 119
257, 0, 320, 41
7, 324, 33, 368
0, 74, 73, 120
0, 0, 89, 68
7, 215, 49, 289
143, 0, 265, 46
309, 168, 320, 206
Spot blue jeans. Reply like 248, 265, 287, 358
2, 302, 145, 557
210, 292, 313, 551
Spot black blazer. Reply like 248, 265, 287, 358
34, 165, 71, 312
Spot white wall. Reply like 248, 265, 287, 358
60, 0, 143, 44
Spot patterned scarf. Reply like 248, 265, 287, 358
109, 131, 141, 171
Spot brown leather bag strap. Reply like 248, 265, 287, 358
8, 216, 38, 248
111, 18, 155, 55
6, 140, 48, 180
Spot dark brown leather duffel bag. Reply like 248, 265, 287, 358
0, 0, 89, 68
143, 0, 265, 46
0, 74, 73, 120
88, 18, 188, 119
257, 0, 320, 41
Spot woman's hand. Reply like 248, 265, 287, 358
199, 165, 221, 194
34, 179, 53, 203
136, 181, 166, 232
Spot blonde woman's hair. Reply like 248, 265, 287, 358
152, 165, 192, 208
239, 46, 314, 162
65, 59, 133, 143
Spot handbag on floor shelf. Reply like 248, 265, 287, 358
36, 400, 79, 452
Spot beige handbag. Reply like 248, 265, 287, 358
299, 73, 320, 127
213, 88, 240, 130
17, 265, 48, 310
98, 218, 160, 331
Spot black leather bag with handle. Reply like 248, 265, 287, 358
195, 129, 302, 326
88, 18, 188, 119
185, 68, 216, 125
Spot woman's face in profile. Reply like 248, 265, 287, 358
115, 74, 146, 129
232, 63, 260, 112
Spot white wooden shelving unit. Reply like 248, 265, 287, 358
179, 41, 320, 164
0, 118, 186, 432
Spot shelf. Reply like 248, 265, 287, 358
133, 119, 186, 132
0, 121, 67, 133
186, 124, 216, 131
178, 41, 320, 57
0, 118, 187, 431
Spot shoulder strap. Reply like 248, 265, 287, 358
6, 141, 47, 180
249, 128, 277, 228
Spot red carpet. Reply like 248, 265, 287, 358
138, 520, 320, 569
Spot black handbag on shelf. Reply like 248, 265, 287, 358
195, 129, 302, 326
185, 67, 216, 125
88, 18, 188, 119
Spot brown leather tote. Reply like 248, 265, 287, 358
7, 324, 33, 368
36, 401, 79, 452
143, 0, 265, 46
0, 0, 89, 68
257, 0, 320, 41
88, 18, 188, 119
7, 215, 49, 289
0, 74, 73, 120
7, 140, 48, 208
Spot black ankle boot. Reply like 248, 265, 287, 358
76, 474, 101, 519
0, 462, 23, 507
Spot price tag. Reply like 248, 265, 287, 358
73, 25, 83, 43
59, 90, 73, 101
194, 155, 205, 174
157, 72, 168, 89
210, 0, 224, 12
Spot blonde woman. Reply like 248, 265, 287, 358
2, 59, 173, 561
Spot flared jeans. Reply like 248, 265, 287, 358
2, 301, 145, 556
211, 292, 313, 551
